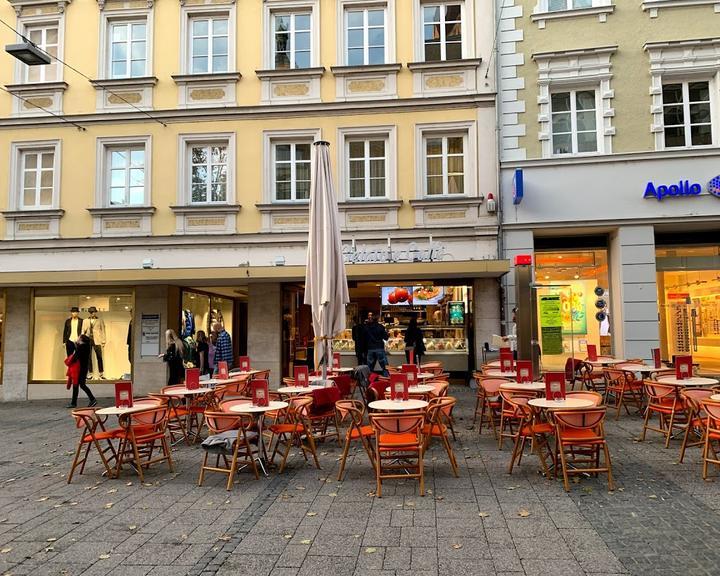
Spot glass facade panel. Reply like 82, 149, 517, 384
31, 292, 133, 381
534, 249, 611, 370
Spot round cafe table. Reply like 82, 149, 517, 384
277, 385, 323, 395
656, 376, 719, 387
160, 387, 213, 396
416, 372, 435, 380
228, 400, 289, 472
617, 363, 667, 375
710, 394, 720, 402
385, 384, 435, 395
486, 369, 517, 378
587, 357, 626, 367
500, 381, 545, 392
528, 397, 594, 410
486, 360, 501, 368
95, 404, 156, 416
369, 399, 428, 411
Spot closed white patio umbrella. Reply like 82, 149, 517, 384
304, 140, 350, 381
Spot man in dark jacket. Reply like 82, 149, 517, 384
364, 312, 389, 376
351, 317, 367, 366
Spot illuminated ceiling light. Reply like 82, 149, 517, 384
544, 275, 550, 280
574, 274, 580, 279
5, 42, 51, 66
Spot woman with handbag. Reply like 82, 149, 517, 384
161, 329, 186, 385
65, 335, 97, 408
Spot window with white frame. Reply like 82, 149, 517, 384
347, 138, 387, 198
547, 0, 593, 11
189, 15, 229, 74
107, 147, 146, 206
273, 12, 312, 69
550, 89, 599, 155
108, 21, 147, 79
424, 134, 465, 196
345, 6, 386, 66
189, 143, 228, 203
23, 23, 60, 83
422, 3, 462, 62
19, 149, 55, 209
273, 142, 311, 201
662, 81, 713, 148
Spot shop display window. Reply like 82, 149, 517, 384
534, 250, 611, 369
181, 290, 234, 338
31, 291, 133, 381
656, 245, 720, 372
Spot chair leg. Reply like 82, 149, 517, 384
337, 435, 352, 481
603, 441, 615, 491
225, 450, 238, 491
664, 411, 676, 449
418, 447, 425, 497
508, 433, 524, 474
441, 434, 459, 478
558, 445, 571, 492
306, 432, 321, 470
640, 405, 652, 441
66, 440, 86, 484
277, 434, 293, 474
375, 442, 382, 498
198, 451, 209, 486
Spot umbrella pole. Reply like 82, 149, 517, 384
322, 338, 328, 381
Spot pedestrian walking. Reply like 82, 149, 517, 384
352, 316, 367, 366
364, 312, 389, 376
161, 329, 186, 386
404, 317, 426, 365
65, 335, 97, 408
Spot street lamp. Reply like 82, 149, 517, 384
5, 42, 51, 66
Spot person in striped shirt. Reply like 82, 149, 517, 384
212, 322, 233, 369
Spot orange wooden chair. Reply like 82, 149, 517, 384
640, 380, 685, 448
268, 396, 321, 473
67, 408, 120, 483
335, 399, 375, 481
309, 386, 342, 444
603, 368, 644, 419
250, 370, 271, 381
428, 380, 449, 398
498, 389, 536, 449
553, 408, 615, 492
423, 397, 459, 477
474, 377, 511, 437
700, 399, 720, 479
507, 400, 554, 478
116, 405, 174, 481
578, 362, 605, 394
678, 388, 714, 463
369, 411, 425, 497
198, 411, 259, 490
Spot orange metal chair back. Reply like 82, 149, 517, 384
480, 377, 511, 396
554, 408, 607, 437
566, 390, 603, 406
643, 380, 676, 404
428, 380, 449, 397
370, 411, 425, 441
204, 410, 254, 434
336, 399, 365, 427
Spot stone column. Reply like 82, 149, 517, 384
1, 288, 31, 401
247, 283, 282, 386
473, 278, 501, 368
609, 225, 660, 362
132, 285, 171, 396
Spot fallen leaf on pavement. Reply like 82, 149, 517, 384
106, 489, 117, 494
46, 538, 57, 542
478, 512, 490, 518
452, 544, 463, 549
98, 554, 110, 560
365, 547, 377, 554
283, 534, 292, 539
306, 512, 317, 517
36, 497, 49, 502
128, 525, 137, 531
104, 503, 114, 509
218, 536, 231, 541
1, 548, 12, 554
300, 539, 312, 545
518, 509, 531, 518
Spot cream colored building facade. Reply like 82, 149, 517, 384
0, 0, 505, 400
498, 1, 720, 370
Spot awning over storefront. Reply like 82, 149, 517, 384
0, 259, 510, 287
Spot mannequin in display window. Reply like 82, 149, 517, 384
63, 307, 83, 357
82, 306, 107, 379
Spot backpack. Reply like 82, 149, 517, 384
182, 337, 197, 365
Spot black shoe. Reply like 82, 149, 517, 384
88, 400, 97, 407
66, 404, 77, 409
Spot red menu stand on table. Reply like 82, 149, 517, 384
115, 381, 133, 408
390, 373, 409, 401
586, 344, 598, 362
238, 356, 251, 372
651, 348, 662, 369
332, 352, 341, 371
294, 365, 310, 387
500, 351, 514, 373
544, 372, 566, 401
185, 368, 200, 390
251, 380, 269, 407
516, 360, 533, 383
675, 355, 693, 380
217, 361, 229, 380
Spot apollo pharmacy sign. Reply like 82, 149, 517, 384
643, 175, 720, 201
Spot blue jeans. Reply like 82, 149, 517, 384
367, 348, 388, 376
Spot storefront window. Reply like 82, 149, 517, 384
32, 291, 133, 381
656, 245, 720, 371
534, 250, 611, 369
181, 290, 234, 339
283, 281, 472, 375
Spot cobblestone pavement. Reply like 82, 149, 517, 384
2, 386, 720, 576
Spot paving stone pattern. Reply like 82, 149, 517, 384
1, 386, 720, 576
